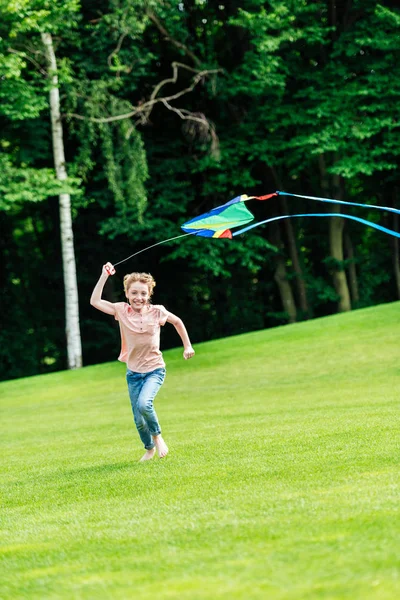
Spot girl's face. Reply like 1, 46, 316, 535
126, 281, 150, 312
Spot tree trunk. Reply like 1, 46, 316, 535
269, 167, 310, 317
41, 32, 82, 369
274, 258, 297, 323
329, 203, 351, 312
391, 212, 400, 300
318, 158, 351, 313
344, 232, 359, 305
270, 223, 297, 323
280, 195, 310, 317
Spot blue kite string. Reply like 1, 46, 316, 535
232, 213, 400, 238
276, 191, 400, 215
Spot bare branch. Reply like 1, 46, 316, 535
161, 100, 220, 159
146, 9, 202, 67
139, 61, 213, 123
65, 62, 222, 124
7, 46, 47, 76
160, 100, 209, 125
107, 31, 129, 68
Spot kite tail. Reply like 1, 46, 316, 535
252, 193, 278, 201
276, 191, 400, 215
232, 213, 400, 238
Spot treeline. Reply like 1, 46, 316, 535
1, 0, 399, 381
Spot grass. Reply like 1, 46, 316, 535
1, 302, 400, 599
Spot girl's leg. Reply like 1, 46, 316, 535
137, 368, 168, 457
126, 370, 154, 451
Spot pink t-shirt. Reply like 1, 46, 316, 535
114, 302, 169, 373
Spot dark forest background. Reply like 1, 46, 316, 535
1, 0, 399, 381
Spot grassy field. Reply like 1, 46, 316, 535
1, 302, 399, 599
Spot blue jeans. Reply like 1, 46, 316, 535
126, 368, 166, 450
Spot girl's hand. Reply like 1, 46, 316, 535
103, 262, 116, 276
183, 346, 195, 360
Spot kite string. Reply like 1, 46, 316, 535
113, 192, 400, 267
113, 231, 201, 267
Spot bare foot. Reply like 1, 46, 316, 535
153, 435, 169, 458
139, 448, 156, 462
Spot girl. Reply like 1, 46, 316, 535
90, 262, 195, 461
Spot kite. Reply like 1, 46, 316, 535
112, 191, 400, 268
180, 193, 276, 238
181, 191, 400, 240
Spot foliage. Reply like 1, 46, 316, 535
0, 153, 81, 210
1, 0, 400, 379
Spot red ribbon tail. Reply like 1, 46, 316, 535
253, 193, 278, 201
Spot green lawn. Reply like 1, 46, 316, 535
1, 302, 399, 599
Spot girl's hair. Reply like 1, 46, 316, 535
123, 272, 156, 299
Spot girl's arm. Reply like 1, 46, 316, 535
166, 313, 195, 360
90, 262, 116, 316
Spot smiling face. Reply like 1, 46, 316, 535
126, 281, 151, 313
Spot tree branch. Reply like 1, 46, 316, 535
65, 62, 222, 124
146, 9, 202, 67
107, 31, 129, 68
160, 100, 220, 159
160, 99, 210, 126
7, 46, 47, 76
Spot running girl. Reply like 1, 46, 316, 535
90, 262, 195, 461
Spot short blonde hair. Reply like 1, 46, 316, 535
123, 272, 156, 299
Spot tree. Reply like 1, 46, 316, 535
1, 0, 84, 369
218, 0, 400, 313
41, 31, 82, 368
0, 0, 84, 377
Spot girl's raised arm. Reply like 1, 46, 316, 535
90, 262, 117, 316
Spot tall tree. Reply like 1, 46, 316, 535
41, 32, 82, 368
0, 0, 83, 377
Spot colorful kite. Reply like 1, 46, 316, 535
113, 191, 400, 267
181, 191, 400, 240
180, 193, 276, 238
